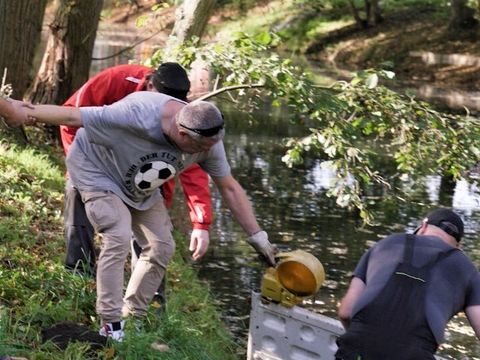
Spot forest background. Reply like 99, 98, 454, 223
0, 0, 480, 359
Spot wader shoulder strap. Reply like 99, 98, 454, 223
403, 233, 458, 268
403, 234, 415, 264
424, 246, 458, 269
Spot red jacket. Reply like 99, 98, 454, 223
61, 64, 212, 230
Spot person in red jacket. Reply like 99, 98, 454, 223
62, 63, 212, 299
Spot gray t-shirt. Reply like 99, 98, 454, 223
352, 233, 480, 344
66, 91, 231, 210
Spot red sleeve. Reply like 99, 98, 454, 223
161, 179, 175, 210
177, 164, 212, 230
60, 64, 153, 155
60, 75, 115, 153
60, 126, 80, 156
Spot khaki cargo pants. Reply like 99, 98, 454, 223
82, 190, 175, 323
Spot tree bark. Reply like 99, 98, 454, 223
164, 0, 216, 60
438, 174, 455, 207
0, 0, 47, 99
347, 0, 366, 29
29, 0, 104, 106
449, 0, 478, 30
368, 0, 383, 26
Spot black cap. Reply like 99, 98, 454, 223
424, 208, 464, 242
151, 62, 190, 92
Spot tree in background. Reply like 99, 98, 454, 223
29, 0, 104, 107
347, 0, 478, 31
449, 0, 478, 30
0, 0, 48, 99
347, 0, 382, 28
163, 0, 216, 59
0, 0, 47, 143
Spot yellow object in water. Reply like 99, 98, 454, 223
260, 250, 325, 308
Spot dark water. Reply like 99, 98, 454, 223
169, 105, 480, 360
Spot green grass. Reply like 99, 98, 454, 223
0, 132, 240, 359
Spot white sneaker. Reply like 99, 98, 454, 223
99, 320, 125, 342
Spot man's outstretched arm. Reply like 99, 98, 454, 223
213, 174, 277, 266
0, 98, 82, 128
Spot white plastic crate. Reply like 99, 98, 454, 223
247, 291, 344, 360
247, 291, 448, 360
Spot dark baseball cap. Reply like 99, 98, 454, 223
423, 208, 464, 242
151, 62, 190, 92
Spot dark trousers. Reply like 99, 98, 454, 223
335, 324, 436, 360
64, 182, 96, 275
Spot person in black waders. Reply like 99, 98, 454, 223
335, 208, 480, 360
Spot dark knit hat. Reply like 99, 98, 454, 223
424, 208, 464, 242
151, 62, 190, 100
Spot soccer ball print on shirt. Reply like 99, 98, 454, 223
134, 161, 176, 191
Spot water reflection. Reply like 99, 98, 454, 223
89, 25, 163, 75
453, 180, 480, 215
182, 105, 480, 359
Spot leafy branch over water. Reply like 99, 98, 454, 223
150, 32, 480, 223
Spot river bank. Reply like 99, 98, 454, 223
304, 5, 480, 112
100, 0, 480, 111
0, 128, 240, 358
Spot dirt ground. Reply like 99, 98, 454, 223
306, 6, 480, 93
108, 2, 479, 94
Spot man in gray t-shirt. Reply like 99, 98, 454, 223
0, 93, 277, 341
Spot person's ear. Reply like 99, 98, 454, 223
178, 128, 189, 138
146, 81, 157, 92
417, 221, 428, 235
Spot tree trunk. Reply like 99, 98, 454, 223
449, 0, 478, 30
164, 0, 216, 60
438, 174, 455, 207
0, 0, 47, 99
348, 0, 370, 29
29, 0, 104, 106
347, 0, 367, 29
368, 0, 383, 26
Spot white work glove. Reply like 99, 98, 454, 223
189, 229, 210, 261
247, 230, 277, 266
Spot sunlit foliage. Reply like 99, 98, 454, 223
148, 31, 480, 223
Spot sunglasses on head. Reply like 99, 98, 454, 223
179, 123, 224, 137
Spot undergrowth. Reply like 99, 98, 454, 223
0, 131, 239, 359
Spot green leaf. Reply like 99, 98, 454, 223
135, 15, 148, 28
254, 32, 272, 45
276, 72, 287, 82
